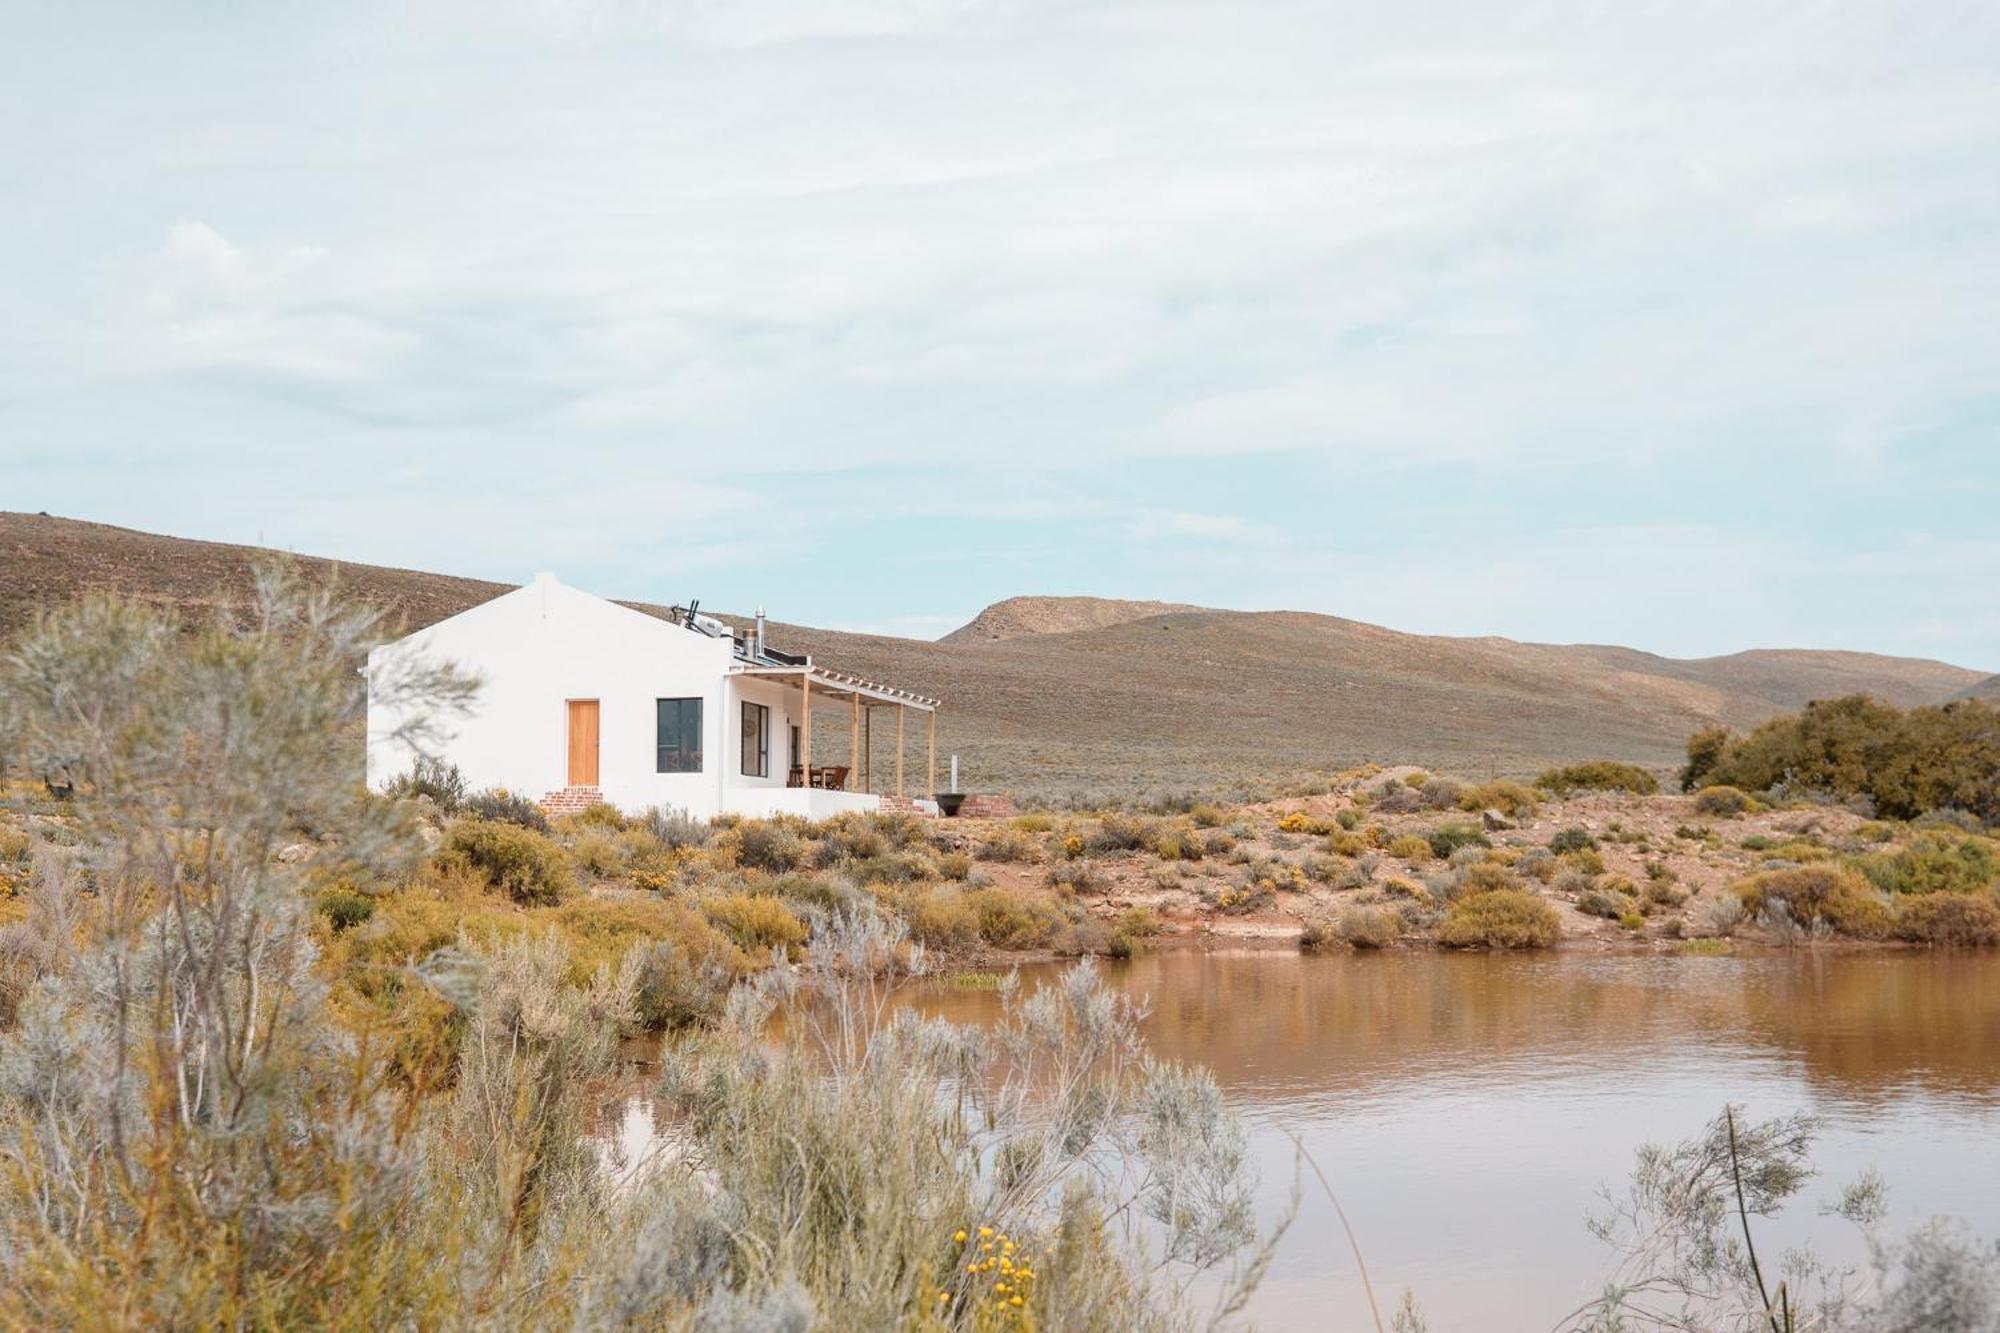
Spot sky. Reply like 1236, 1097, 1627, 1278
3, 1, 1997, 665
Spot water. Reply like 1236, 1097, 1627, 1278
906, 950, 2000, 1330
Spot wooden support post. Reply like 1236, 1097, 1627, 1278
927, 709, 936, 800
895, 704, 905, 798
863, 708, 872, 792
800, 677, 811, 785
849, 693, 859, 791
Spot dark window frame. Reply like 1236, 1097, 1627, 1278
655, 697, 703, 773
741, 701, 770, 778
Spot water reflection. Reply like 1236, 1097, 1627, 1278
905, 951, 2000, 1328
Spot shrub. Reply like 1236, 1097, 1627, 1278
1010, 811, 1056, 833
1549, 827, 1598, 855
1425, 823, 1490, 859
1732, 865, 1890, 938
1387, 835, 1432, 862
1643, 879, 1689, 911
463, 787, 551, 832
568, 829, 625, 877
1856, 832, 1998, 897
1381, 876, 1432, 906
1560, 847, 1606, 876
1115, 905, 1164, 937
1047, 859, 1102, 895
1689, 695, 2000, 822
1896, 892, 2000, 947
1298, 920, 1339, 953
964, 888, 1063, 948
894, 884, 978, 947
1516, 848, 1556, 882
1371, 782, 1422, 814
1085, 813, 1151, 853
313, 888, 375, 932
978, 827, 1038, 863
1436, 889, 1560, 949
1145, 821, 1205, 862
1457, 861, 1522, 896
703, 893, 808, 954
1335, 808, 1361, 831
441, 818, 576, 905
936, 850, 974, 881
1338, 907, 1398, 949
1692, 786, 1752, 817
383, 756, 466, 812
735, 820, 811, 873
1417, 776, 1467, 810
567, 802, 626, 831
1577, 886, 1633, 920
1534, 761, 1660, 797
636, 805, 709, 850
1460, 780, 1538, 817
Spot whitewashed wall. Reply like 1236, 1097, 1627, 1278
366, 574, 851, 819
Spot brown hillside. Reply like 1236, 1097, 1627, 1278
2, 512, 1988, 801
942, 595, 1207, 643
1955, 674, 2000, 703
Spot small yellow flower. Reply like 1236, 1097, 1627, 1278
1010, 1295, 1025, 1306
937, 1291, 950, 1303
966, 1264, 979, 1274
979, 1227, 994, 1238
953, 1229, 968, 1244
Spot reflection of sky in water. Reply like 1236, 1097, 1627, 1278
912, 952, 2000, 1330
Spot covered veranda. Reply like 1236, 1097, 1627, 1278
730, 663, 941, 801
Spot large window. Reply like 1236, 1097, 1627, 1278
741, 701, 770, 778
656, 698, 703, 773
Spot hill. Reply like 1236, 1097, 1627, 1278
2, 512, 1988, 802
942, 595, 1207, 643
1955, 675, 2000, 704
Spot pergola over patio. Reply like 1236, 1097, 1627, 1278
730, 663, 941, 799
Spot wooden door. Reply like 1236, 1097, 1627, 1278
566, 700, 600, 786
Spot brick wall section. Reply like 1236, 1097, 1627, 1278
540, 786, 606, 816
877, 793, 935, 819
956, 794, 1018, 819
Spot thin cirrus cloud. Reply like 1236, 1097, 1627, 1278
0, 0, 1996, 664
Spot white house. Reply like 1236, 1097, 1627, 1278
365, 573, 940, 820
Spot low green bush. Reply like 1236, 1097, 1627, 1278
1459, 780, 1539, 816
1692, 785, 1753, 817
383, 756, 466, 812
1436, 889, 1560, 949
1425, 822, 1490, 859
1534, 761, 1660, 797
1732, 865, 1889, 938
440, 818, 576, 905
1338, 907, 1398, 949
704, 893, 808, 954
734, 820, 813, 873
1896, 892, 2000, 947
1549, 827, 1597, 855
1856, 832, 1998, 896
313, 888, 375, 932
462, 788, 551, 832
964, 888, 1063, 949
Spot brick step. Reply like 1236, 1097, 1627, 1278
541, 786, 606, 815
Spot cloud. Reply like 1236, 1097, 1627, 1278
1, 0, 1997, 663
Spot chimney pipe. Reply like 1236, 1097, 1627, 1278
754, 605, 766, 658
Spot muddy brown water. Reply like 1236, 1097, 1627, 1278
901, 949, 2000, 1330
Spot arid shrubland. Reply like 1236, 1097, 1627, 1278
0, 571, 1276, 1329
